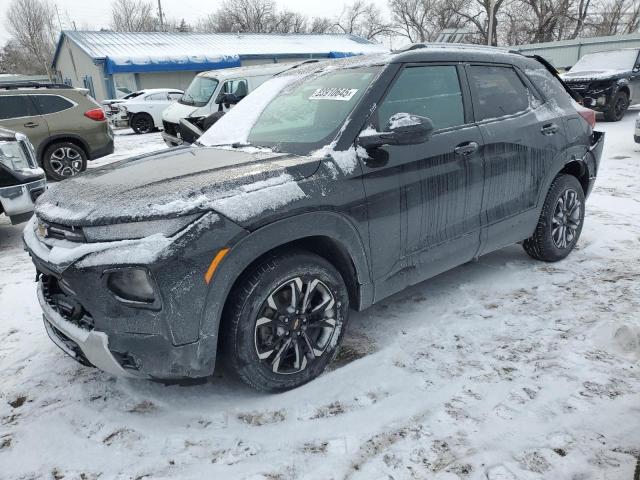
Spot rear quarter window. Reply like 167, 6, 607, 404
32, 95, 75, 115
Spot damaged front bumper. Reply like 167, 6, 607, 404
23, 213, 247, 380
0, 178, 46, 224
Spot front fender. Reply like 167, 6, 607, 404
195, 210, 374, 372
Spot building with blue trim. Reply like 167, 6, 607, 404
52, 30, 387, 101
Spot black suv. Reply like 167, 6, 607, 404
24, 45, 604, 392
561, 48, 640, 121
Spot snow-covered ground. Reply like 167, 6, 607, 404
1, 115, 639, 480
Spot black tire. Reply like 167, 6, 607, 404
221, 251, 350, 392
42, 142, 87, 181
523, 174, 585, 262
131, 113, 154, 134
604, 90, 629, 121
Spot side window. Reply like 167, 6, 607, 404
468, 65, 530, 121
0, 96, 35, 120
377, 65, 465, 131
222, 79, 249, 99
32, 95, 74, 115
168, 92, 182, 100
145, 93, 167, 101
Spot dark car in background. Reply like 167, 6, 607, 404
0, 127, 46, 225
0, 83, 114, 181
24, 45, 604, 392
561, 48, 640, 121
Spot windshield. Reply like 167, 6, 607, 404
200, 67, 380, 155
180, 76, 219, 107
571, 50, 639, 72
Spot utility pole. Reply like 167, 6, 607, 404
157, 0, 165, 31
487, 0, 495, 46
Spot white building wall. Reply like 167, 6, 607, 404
53, 36, 107, 101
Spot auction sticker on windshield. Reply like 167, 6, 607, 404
309, 88, 359, 101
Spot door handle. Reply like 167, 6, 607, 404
541, 123, 559, 135
454, 141, 479, 156
23, 122, 39, 128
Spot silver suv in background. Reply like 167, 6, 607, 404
0, 83, 114, 181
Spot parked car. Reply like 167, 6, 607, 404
111, 89, 184, 134
0, 83, 114, 181
0, 127, 46, 225
161, 63, 296, 146
561, 48, 640, 121
635, 113, 640, 143
24, 45, 604, 391
101, 90, 146, 117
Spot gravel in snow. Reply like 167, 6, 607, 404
0, 115, 639, 479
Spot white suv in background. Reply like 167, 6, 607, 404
112, 88, 183, 134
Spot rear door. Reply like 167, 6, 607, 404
360, 64, 485, 300
0, 95, 50, 155
466, 64, 568, 254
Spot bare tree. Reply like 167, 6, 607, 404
389, 0, 465, 43
5, 0, 57, 79
309, 16, 334, 33
271, 10, 308, 33
111, 0, 158, 32
335, 0, 393, 40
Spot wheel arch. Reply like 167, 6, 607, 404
197, 211, 374, 371
558, 159, 590, 195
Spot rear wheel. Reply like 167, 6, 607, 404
604, 90, 629, 121
221, 251, 349, 392
523, 174, 585, 262
42, 142, 87, 181
131, 113, 154, 134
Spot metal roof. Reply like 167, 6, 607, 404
53, 31, 388, 74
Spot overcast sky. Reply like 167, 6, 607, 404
0, 0, 392, 45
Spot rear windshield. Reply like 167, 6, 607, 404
180, 77, 219, 107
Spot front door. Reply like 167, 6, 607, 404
359, 64, 484, 301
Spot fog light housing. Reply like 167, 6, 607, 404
596, 96, 607, 106
106, 268, 157, 304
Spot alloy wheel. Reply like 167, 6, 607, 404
552, 188, 582, 249
254, 277, 338, 375
49, 147, 83, 177
133, 116, 152, 133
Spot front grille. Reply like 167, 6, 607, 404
46, 322, 93, 367
163, 120, 178, 136
38, 218, 85, 242
568, 82, 590, 91
41, 274, 94, 330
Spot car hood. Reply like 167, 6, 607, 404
561, 69, 629, 82
162, 101, 201, 122
35, 146, 320, 226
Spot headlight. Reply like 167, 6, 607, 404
106, 267, 157, 304
0, 139, 33, 172
83, 214, 200, 242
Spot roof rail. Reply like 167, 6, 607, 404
275, 59, 322, 76
0, 82, 73, 91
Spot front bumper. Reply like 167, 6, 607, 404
161, 130, 183, 147
38, 282, 135, 377
0, 178, 46, 224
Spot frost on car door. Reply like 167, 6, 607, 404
360, 64, 484, 301
466, 64, 567, 253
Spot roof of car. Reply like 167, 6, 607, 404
198, 62, 296, 80
277, 44, 533, 78
137, 88, 183, 93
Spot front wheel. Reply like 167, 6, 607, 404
221, 251, 349, 392
604, 90, 629, 121
523, 174, 585, 262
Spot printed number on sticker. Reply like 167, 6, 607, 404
309, 88, 359, 101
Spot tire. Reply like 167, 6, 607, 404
604, 90, 629, 121
523, 174, 585, 262
221, 251, 350, 392
42, 142, 87, 181
131, 113, 154, 134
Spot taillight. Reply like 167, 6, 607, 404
84, 108, 106, 121
574, 101, 596, 129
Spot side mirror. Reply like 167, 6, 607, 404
357, 113, 434, 150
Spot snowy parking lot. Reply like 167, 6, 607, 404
1, 116, 639, 479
